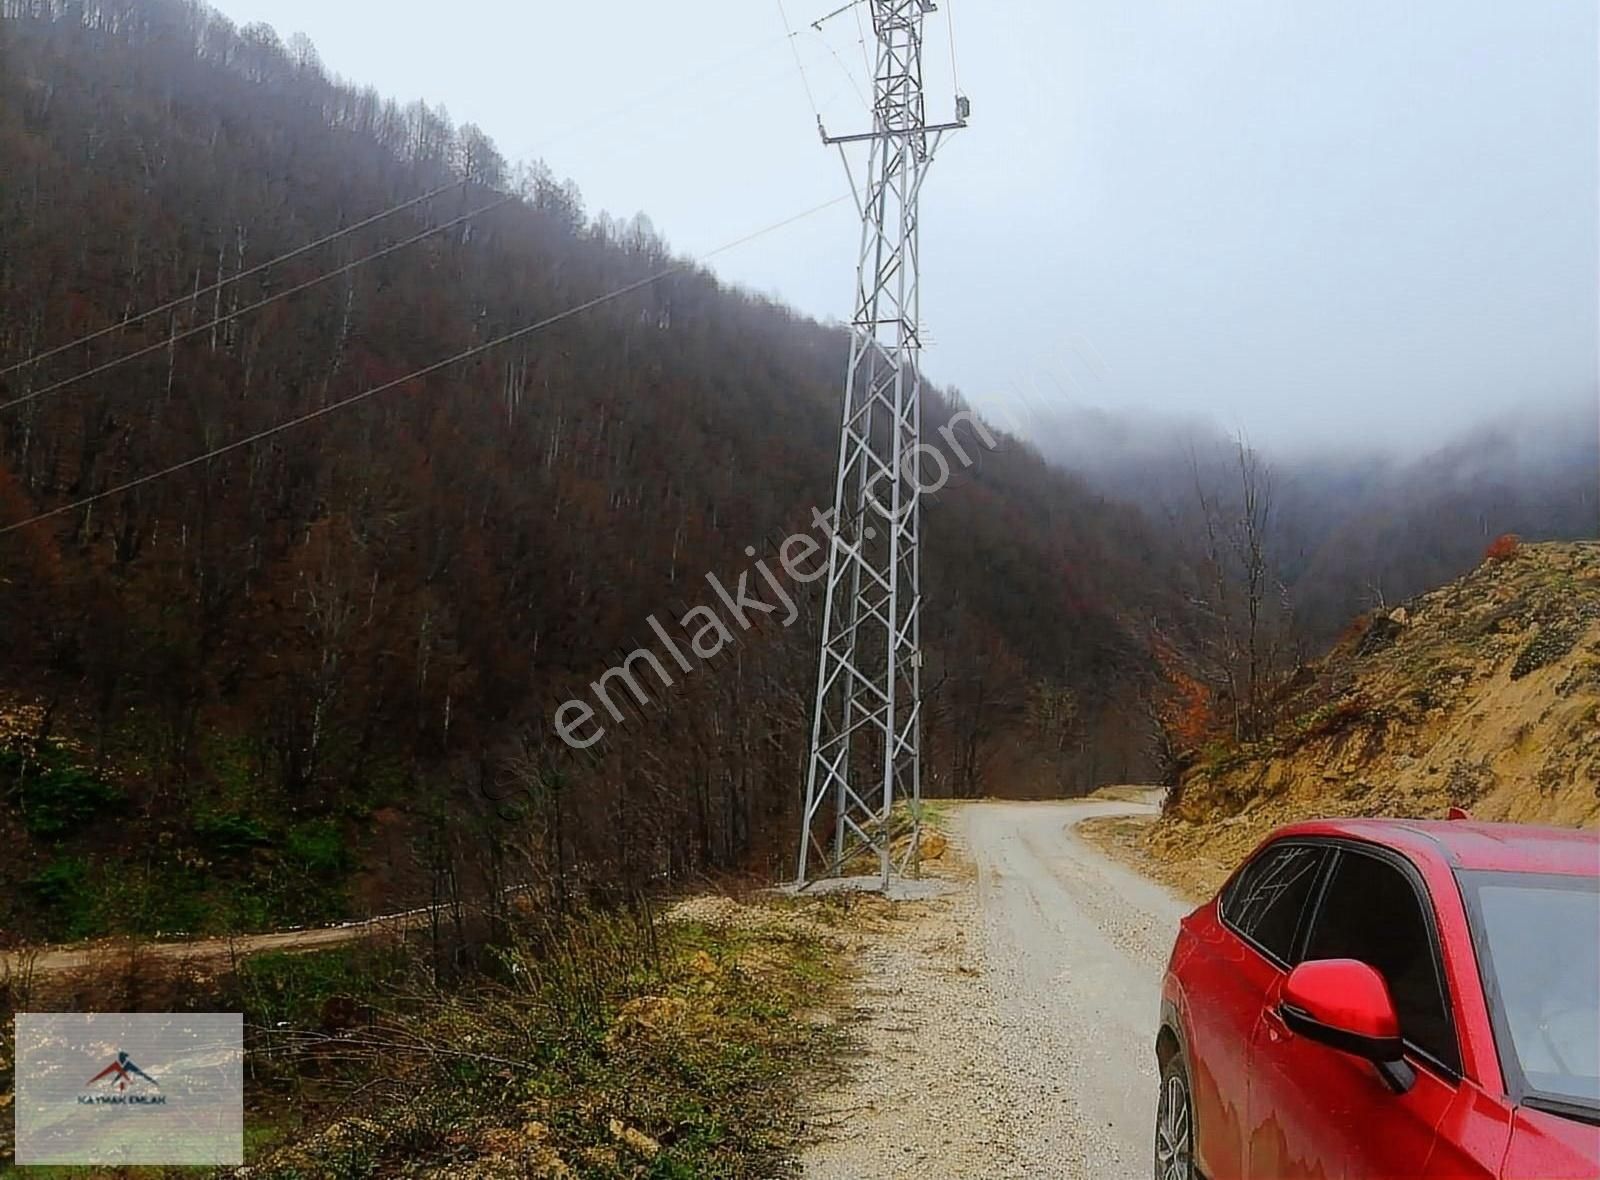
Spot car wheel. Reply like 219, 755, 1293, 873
1154, 1050, 1195, 1180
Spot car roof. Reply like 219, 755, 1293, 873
1269, 817, 1600, 877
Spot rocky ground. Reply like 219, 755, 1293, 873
1147, 541, 1600, 894
802, 797, 1187, 1180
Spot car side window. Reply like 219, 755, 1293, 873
1303, 849, 1461, 1074
1220, 843, 1327, 965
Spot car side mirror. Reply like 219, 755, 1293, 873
1279, 959, 1415, 1094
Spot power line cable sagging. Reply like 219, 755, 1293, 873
775, 0, 823, 124
0, 176, 472, 380
946, 0, 962, 96
0, 194, 848, 537
0, 196, 515, 415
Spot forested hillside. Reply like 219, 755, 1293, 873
1286, 410, 1599, 636
1027, 402, 1599, 645
1019, 401, 1598, 759
0, 1, 1173, 941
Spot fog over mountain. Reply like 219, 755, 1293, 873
1025, 396, 1599, 641
201, 0, 1598, 452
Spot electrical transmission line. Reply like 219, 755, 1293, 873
797, 0, 969, 888
0, 197, 514, 415
0, 194, 848, 537
0, 176, 473, 379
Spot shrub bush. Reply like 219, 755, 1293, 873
24, 856, 100, 940
1512, 624, 1581, 681
1484, 533, 1522, 563
2, 741, 125, 838
283, 819, 352, 876
194, 811, 273, 858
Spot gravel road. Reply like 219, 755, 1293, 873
803, 797, 1191, 1180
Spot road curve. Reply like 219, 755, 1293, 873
803, 797, 1193, 1180
965, 798, 1191, 1177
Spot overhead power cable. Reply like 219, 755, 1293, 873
798, 0, 871, 83
808, 0, 864, 32
0, 176, 471, 379
776, 0, 823, 123
0, 196, 515, 415
946, 0, 963, 96
521, 31, 792, 162
852, 1, 874, 87
814, 27, 871, 111
0, 194, 850, 537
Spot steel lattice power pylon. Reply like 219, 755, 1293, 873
797, 0, 968, 887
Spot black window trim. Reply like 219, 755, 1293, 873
1218, 839, 1333, 971
1305, 839, 1464, 1082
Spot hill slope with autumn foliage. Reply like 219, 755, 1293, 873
0, 2, 1175, 943
1143, 541, 1600, 893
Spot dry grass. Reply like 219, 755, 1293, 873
1089, 785, 1168, 806
235, 900, 854, 1180
0, 896, 861, 1180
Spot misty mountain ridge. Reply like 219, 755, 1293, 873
1025, 396, 1598, 639
1025, 395, 1595, 492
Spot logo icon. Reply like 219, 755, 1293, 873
87, 1051, 160, 1093
78, 1051, 165, 1105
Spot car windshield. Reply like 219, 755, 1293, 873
1462, 872, 1600, 1113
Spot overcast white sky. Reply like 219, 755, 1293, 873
207, 0, 1598, 450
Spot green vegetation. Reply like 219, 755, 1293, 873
2, 734, 359, 940
244, 909, 846, 1179
1512, 623, 1583, 681
192, 810, 274, 857
1288, 696, 1379, 744
231, 947, 408, 1030
7, 822, 357, 943
1194, 741, 1255, 780
20, 857, 99, 942
2, 740, 125, 839
2, 902, 850, 1179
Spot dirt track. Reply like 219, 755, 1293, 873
803, 796, 1189, 1179
0, 902, 448, 981
6, 798, 1189, 1178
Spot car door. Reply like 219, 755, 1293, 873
1183, 841, 1330, 1179
1246, 843, 1500, 1178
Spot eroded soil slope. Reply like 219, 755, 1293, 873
1150, 542, 1600, 893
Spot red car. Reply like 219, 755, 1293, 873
1157, 817, 1600, 1179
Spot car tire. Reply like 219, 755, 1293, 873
1155, 1049, 1195, 1180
